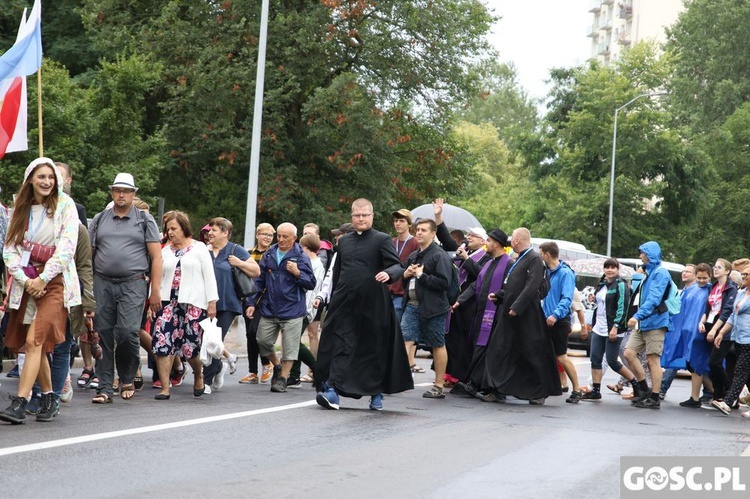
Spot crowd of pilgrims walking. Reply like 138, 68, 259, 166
2, 157, 750, 424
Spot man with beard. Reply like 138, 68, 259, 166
451, 229, 512, 401
481, 228, 561, 405
315, 199, 413, 411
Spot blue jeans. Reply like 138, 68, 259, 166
590, 333, 624, 372
392, 296, 404, 323
660, 368, 678, 395
32, 326, 72, 397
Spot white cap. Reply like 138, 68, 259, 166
109, 173, 138, 191
467, 227, 487, 241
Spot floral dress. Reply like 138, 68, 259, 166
152, 245, 207, 358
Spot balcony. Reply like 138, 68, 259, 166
599, 16, 613, 30
602, 0, 614, 4
597, 43, 610, 55
619, 3, 633, 19
586, 25, 598, 37
617, 30, 631, 45
589, 0, 601, 12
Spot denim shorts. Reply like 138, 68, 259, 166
400, 304, 447, 348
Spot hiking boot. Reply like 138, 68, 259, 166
36, 393, 60, 422
634, 397, 661, 409
270, 377, 287, 393
581, 391, 602, 401
25, 393, 43, 415
0, 396, 28, 424
679, 397, 701, 408
566, 390, 583, 404
369, 393, 384, 411
316, 386, 340, 410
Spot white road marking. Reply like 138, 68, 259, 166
0, 400, 316, 457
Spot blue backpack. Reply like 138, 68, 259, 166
659, 279, 681, 316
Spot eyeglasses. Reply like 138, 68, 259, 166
257, 233, 274, 237
112, 188, 135, 195
351, 213, 373, 218
742, 273, 749, 279
713, 265, 725, 270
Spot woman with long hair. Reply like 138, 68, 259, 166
151, 211, 218, 399
0, 158, 80, 424
701, 258, 738, 405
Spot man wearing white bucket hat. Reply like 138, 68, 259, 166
88, 173, 162, 403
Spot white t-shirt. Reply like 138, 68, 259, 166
593, 286, 609, 337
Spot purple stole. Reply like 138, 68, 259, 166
458, 248, 487, 286
474, 253, 510, 346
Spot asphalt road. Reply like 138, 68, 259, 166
1, 355, 748, 498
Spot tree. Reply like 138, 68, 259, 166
78, 0, 496, 236
667, 0, 750, 132
454, 60, 539, 147
522, 42, 709, 257
450, 121, 534, 231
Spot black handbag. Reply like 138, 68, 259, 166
231, 244, 257, 299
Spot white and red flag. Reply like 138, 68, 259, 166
0, 0, 42, 160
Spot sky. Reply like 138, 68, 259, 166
486, 0, 591, 102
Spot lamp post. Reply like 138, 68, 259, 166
243, 0, 270, 248
606, 91, 668, 257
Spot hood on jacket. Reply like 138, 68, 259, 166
24, 157, 65, 195
638, 241, 662, 273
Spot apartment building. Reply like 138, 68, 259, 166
587, 0, 684, 65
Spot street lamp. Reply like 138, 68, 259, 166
243, 0, 270, 248
606, 91, 668, 257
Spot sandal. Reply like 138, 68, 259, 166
134, 375, 144, 391
92, 393, 113, 404
77, 368, 95, 388
410, 364, 425, 373
120, 384, 136, 400
607, 383, 624, 394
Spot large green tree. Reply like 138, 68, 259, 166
523, 42, 709, 258
78, 0, 495, 235
667, 0, 750, 132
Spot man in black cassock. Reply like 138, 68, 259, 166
315, 198, 413, 411
482, 228, 562, 404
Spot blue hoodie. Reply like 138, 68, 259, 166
542, 260, 576, 320
632, 241, 672, 331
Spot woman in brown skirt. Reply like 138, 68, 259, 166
0, 158, 81, 425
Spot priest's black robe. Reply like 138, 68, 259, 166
316, 228, 413, 398
482, 249, 561, 400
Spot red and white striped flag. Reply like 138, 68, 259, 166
0, 0, 42, 160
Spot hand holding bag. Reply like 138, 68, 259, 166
231, 244, 257, 299
199, 317, 224, 365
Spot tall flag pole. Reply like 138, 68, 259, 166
0, 0, 43, 160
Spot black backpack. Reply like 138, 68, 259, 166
538, 263, 551, 299
447, 263, 460, 303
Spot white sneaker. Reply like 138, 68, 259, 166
228, 354, 237, 375
204, 384, 212, 395
214, 362, 226, 391
60, 375, 73, 403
